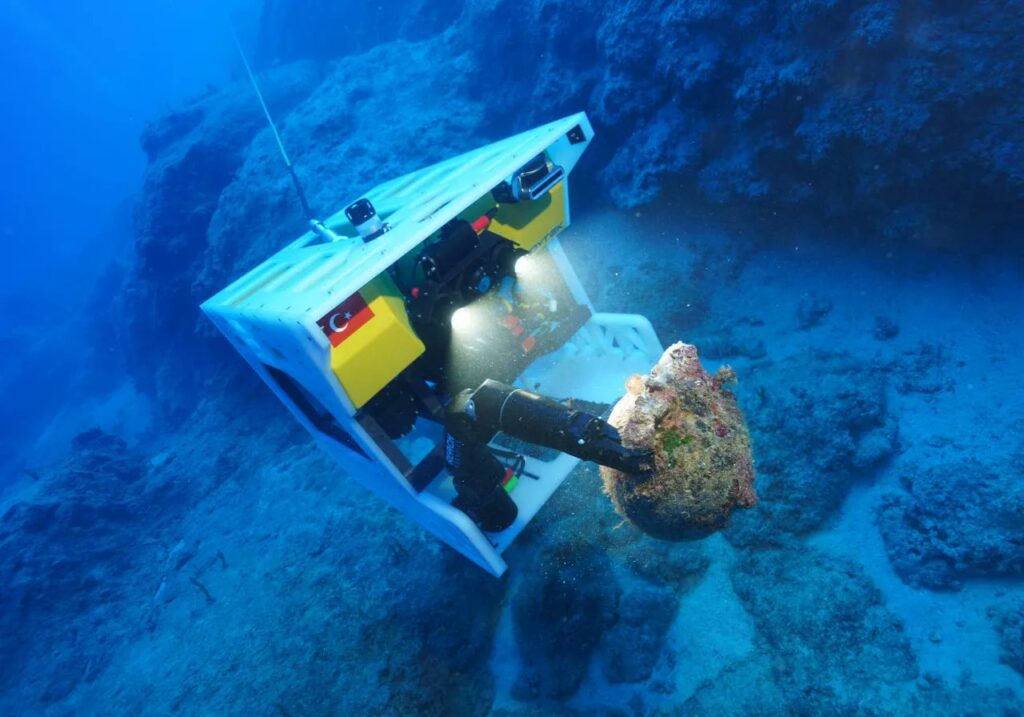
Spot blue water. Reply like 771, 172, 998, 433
2, 1, 1022, 715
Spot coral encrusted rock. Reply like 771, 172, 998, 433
993, 599, 1024, 677
877, 459, 1024, 590
601, 342, 757, 541
511, 541, 619, 700
725, 350, 898, 548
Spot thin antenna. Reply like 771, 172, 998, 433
229, 23, 315, 222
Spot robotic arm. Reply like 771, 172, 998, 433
444, 379, 652, 531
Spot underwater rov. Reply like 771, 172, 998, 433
202, 113, 664, 576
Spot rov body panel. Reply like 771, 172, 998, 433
202, 113, 662, 576
324, 274, 425, 409
489, 181, 567, 250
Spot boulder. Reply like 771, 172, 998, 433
602, 343, 757, 541
877, 460, 1024, 590
725, 350, 898, 547
992, 599, 1024, 677
599, 586, 679, 684
683, 546, 921, 715
511, 541, 619, 700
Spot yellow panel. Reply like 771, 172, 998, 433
329, 275, 425, 408
489, 182, 567, 250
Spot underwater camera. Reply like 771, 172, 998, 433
493, 153, 566, 203
344, 197, 389, 242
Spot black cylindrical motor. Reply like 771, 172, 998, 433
444, 432, 518, 532
452, 379, 654, 475
418, 220, 480, 283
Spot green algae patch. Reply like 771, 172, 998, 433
661, 429, 685, 454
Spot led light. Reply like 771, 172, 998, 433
513, 253, 545, 286
451, 306, 473, 332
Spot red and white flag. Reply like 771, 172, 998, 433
318, 292, 375, 347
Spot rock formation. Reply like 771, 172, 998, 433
877, 460, 1024, 590
725, 350, 899, 548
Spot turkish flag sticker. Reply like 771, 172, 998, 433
318, 292, 375, 347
